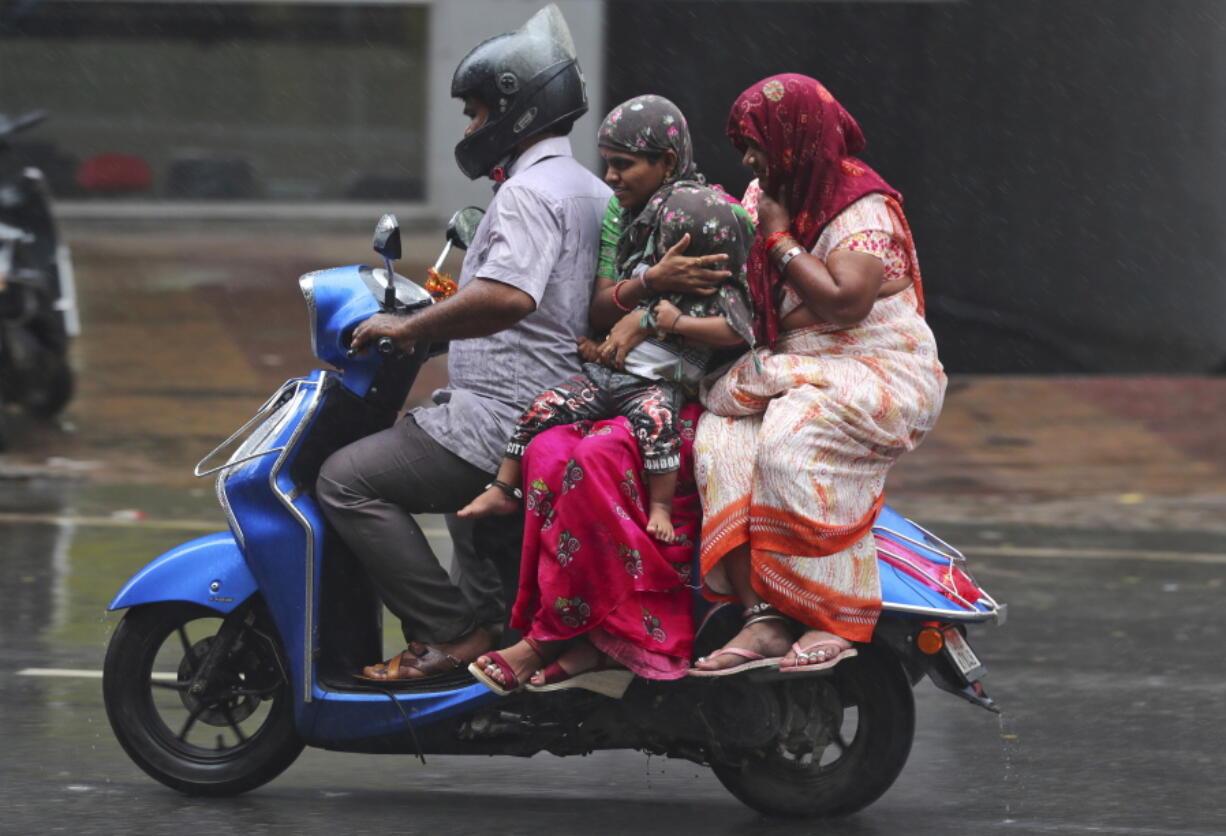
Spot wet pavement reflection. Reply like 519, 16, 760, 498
1, 230, 1224, 835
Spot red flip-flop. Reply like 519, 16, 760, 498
468, 650, 523, 696
467, 638, 547, 696
525, 656, 633, 699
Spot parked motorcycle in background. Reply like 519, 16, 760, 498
0, 109, 78, 447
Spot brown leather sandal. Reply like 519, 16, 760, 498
355, 641, 464, 682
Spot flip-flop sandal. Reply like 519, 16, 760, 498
354, 643, 463, 682
467, 638, 546, 697
779, 640, 857, 673
526, 656, 634, 699
687, 647, 783, 678
468, 651, 523, 696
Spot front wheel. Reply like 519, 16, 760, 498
103, 601, 304, 796
711, 645, 915, 818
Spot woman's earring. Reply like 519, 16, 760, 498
664, 169, 675, 183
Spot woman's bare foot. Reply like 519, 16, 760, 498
646, 504, 675, 543
528, 639, 603, 687
472, 638, 553, 688
692, 618, 792, 673
457, 485, 520, 519
781, 629, 854, 669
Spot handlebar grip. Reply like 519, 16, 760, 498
343, 336, 399, 359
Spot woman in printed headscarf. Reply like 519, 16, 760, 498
462, 95, 755, 696
690, 74, 946, 676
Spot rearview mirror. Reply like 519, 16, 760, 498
372, 213, 402, 260
446, 206, 484, 251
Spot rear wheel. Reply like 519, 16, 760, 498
711, 645, 915, 818
21, 350, 72, 418
103, 601, 303, 796
21, 307, 72, 418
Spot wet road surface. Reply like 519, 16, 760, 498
0, 229, 1224, 835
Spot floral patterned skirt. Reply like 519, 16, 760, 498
509, 403, 703, 679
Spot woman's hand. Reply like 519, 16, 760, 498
576, 335, 603, 364
597, 309, 652, 369
643, 233, 730, 296
652, 298, 683, 336
349, 312, 412, 354
756, 184, 791, 237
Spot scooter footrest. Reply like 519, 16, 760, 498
320, 668, 477, 694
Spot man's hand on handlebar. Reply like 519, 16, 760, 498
349, 312, 413, 355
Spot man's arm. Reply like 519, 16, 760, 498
350, 183, 558, 354
349, 278, 535, 353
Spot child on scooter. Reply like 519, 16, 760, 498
459, 180, 754, 542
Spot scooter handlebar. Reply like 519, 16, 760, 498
344, 336, 400, 359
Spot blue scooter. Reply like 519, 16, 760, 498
102, 211, 1006, 818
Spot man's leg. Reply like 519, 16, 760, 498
316, 414, 491, 648
445, 512, 508, 634
474, 513, 526, 643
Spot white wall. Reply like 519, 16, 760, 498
426, 0, 605, 215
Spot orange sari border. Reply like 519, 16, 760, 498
751, 555, 879, 643
748, 493, 885, 558
698, 496, 751, 569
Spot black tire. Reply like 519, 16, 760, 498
711, 645, 915, 818
22, 352, 72, 418
103, 601, 304, 796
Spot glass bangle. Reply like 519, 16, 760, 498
611, 280, 634, 311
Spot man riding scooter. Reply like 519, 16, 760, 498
315, 5, 611, 682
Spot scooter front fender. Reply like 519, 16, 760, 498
108, 531, 257, 614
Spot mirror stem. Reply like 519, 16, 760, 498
431, 240, 453, 274
382, 255, 396, 309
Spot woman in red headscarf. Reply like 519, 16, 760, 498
690, 74, 946, 675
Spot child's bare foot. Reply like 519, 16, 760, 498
457, 485, 520, 518
646, 505, 675, 543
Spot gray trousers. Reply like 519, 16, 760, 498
316, 414, 511, 645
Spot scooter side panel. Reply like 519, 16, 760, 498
875, 504, 1000, 623
305, 683, 500, 744
107, 531, 256, 614
878, 560, 974, 614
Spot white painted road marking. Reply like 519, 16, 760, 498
18, 668, 177, 681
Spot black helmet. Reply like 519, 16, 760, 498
451, 4, 589, 180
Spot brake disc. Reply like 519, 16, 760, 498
175, 635, 267, 726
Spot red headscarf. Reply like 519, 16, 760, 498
727, 73, 901, 346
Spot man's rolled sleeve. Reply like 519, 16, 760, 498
477, 184, 562, 305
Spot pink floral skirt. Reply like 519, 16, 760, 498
509, 403, 703, 679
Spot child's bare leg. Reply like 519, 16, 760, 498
457, 458, 523, 518
645, 469, 678, 543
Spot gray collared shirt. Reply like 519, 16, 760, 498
413, 136, 612, 472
